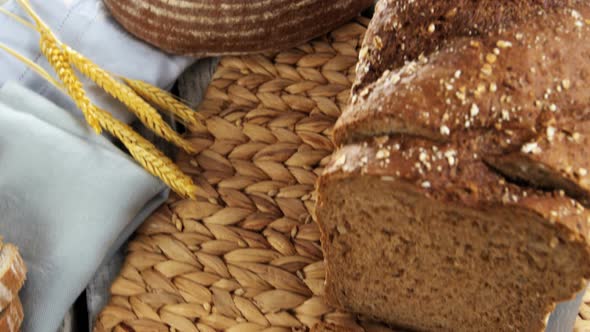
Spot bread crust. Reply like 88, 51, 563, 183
104, 0, 373, 56
353, 0, 582, 93
319, 136, 590, 244
338, 6, 590, 145
335, 5, 590, 205
0, 298, 24, 332
485, 120, 590, 206
0, 244, 27, 312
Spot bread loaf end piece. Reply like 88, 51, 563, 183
316, 137, 590, 332
0, 297, 24, 332
0, 244, 26, 312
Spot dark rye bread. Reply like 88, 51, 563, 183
315, 135, 590, 332
104, 0, 373, 56
353, 0, 582, 93
335, 5, 590, 205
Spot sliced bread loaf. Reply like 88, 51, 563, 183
0, 244, 26, 312
316, 136, 590, 331
0, 297, 23, 332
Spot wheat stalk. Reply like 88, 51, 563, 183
64, 47, 197, 153
124, 78, 208, 134
0, 41, 197, 198
5, 0, 198, 198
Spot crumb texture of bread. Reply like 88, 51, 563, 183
0, 244, 26, 312
316, 136, 590, 332
0, 297, 24, 332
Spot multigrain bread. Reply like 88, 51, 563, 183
0, 243, 27, 312
353, 0, 582, 93
0, 297, 23, 332
334, 5, 590, 205
316, 136, 590, 332
316, 2, 590, 330
104, 0, 374, 56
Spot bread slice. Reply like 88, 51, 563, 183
336, 5, 590, 205
315, 136, 590, 332
0, 244, 27, 311
0, 298, 24, 332
353, 0, 582, 93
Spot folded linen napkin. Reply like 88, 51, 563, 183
0, 81, 168, 332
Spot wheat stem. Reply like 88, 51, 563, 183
0, 42, 62, 89
0, 7, 36, 30
123, 78, 208, 133
14, 0, 49, 31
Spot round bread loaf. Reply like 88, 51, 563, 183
103, 0, 374, 56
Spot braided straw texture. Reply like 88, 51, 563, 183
94, 17, 397, 332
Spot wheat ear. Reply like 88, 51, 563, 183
10, 0, 197, 198
39, 31, 102, 133
123, 78, 208, 134
41, 34, 196, 197
92, 106, 197, 198
15, 0, 102, 133
63, 48, 197, 153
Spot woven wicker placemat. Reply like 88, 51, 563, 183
94, 16, 590, 332
93, 17, 395, 332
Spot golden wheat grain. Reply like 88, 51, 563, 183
38, 30, 102, 133
123, 78, 208, 133
64, 48, 196, 153
92, 105, 197, 198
